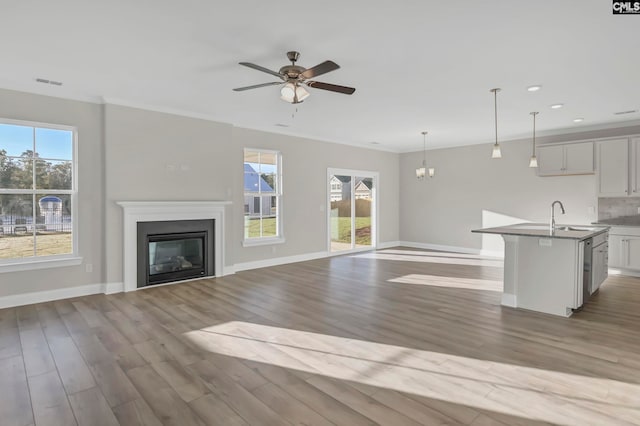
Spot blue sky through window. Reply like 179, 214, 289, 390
0, 123, 72, 160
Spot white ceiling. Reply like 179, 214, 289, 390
1, 1, 639, 152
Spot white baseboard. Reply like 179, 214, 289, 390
234, 251, 328, 272
378, 241, 402, 249
398, 241, 504, 259
103, 282, 124, 294
501, 293, 517, 307
608, 268, 640, 278
222, 265, 236, 276
0, 283, 107, 309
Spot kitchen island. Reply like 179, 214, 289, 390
473, 223, 609, 317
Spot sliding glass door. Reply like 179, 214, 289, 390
328, 169, 377, 253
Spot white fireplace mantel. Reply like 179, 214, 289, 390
117, 201, 231, 292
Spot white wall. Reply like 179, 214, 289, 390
399, 127, 640, 255
0, 89, 104, 297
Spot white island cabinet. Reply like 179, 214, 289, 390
473, 224, 609, 317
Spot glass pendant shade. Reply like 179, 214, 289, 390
428, 167, 435, 178
492, 143, 502, 158
280, 82, 309, 103
529, 155, 538, 168
416, 166, 426, 179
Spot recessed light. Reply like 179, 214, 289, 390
527, 85, 542, 92
274, 123, 289, 127
614, 110, 638, 115
370, 141, 380, 145
550, 103, 564, 109
573, 118, 584, 123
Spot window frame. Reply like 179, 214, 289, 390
242, 148, 285, 247
0, 117, 81, 272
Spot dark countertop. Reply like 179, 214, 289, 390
472, 223, 609, 241
593, 215, 640, 227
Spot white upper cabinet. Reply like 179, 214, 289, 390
564, 142, 596, 174
537, 145, 564, 175
597, 138, 633, 197
537, 142, 594, 176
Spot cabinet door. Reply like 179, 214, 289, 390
631, 138, 640, 196
564, 142, 594, 175
597, 139, 629, 197
625, 237, 640, 270
537, 145, 565, 176
608, 235, 625, 268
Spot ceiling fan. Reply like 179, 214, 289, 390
233, 51, 356, 104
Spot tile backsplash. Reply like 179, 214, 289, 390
598, 197, 640, 219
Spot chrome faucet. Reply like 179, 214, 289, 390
550, 200, 565, 232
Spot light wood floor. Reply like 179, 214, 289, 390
2, 247, 640, 426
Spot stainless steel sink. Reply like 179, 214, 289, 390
554, 226, 598, 232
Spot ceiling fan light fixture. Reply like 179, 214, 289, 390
280, 82, 309, 103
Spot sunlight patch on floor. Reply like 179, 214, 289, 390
184, 321, 640, 425
353, 251, 504, 268
388, 274, 503, 292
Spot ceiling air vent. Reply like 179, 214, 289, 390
35, 78, 63, 86
614, 110, 637, 115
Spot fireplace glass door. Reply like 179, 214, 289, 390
147, 232, 205, 285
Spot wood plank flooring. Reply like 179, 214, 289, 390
2, 247, 640, 425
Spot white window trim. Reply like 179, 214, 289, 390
242, 148, 284, 246
0, 118, 79, 272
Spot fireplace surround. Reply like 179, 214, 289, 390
118, 201, 230, 292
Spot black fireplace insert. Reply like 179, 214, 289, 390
137, 219, 214, 287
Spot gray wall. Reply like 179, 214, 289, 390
399, 128, 640, 255
0, 89, 104, 297
231, 127, 400, 265
103, 105, 399, 282
103, 104, 235, 284
1, 92, 400, 296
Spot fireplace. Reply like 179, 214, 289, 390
137, 219, 215, 288
118, 201, 229, 292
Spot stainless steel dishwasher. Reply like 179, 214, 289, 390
582, 238, 593, 303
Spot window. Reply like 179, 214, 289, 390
0, 119, 77, 266
243, 149, 283, 245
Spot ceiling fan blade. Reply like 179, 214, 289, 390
239, 62, 283, 79
306, 81, 356, 95
300, 61, 340, 79
232, 81, 282, 92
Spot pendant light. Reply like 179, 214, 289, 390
416, 131, 434, 179
529, 111, 539, 168
490, 88, 502, 158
